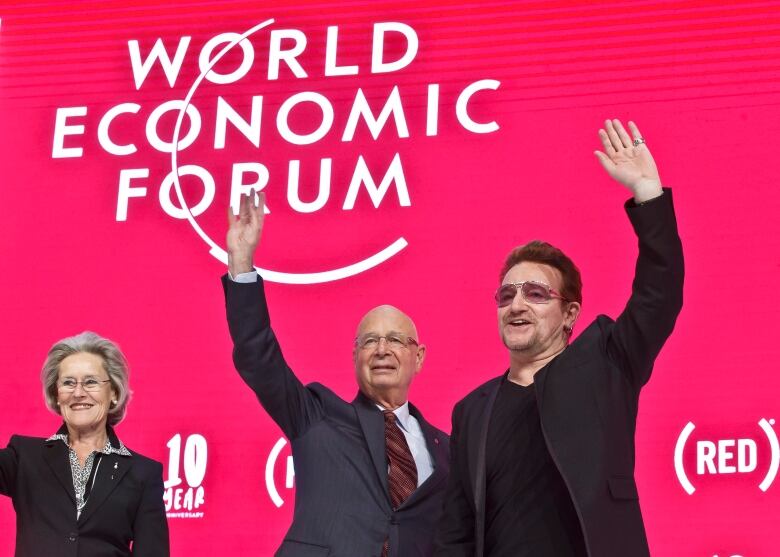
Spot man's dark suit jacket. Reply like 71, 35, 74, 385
434, 190, 684, 557
0, 428, 169, 557
223, 276, 450, 557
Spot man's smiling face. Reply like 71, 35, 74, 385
353, 305, 425, 405
498, 261, 575, 357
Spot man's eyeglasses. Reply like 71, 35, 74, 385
495, 281, 568, 307
355, 333, 419, 351
57, 378, 111, 392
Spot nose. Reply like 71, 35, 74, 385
71, 382, 87, 396
375, 337, 391, 355
509, 289, 528, 312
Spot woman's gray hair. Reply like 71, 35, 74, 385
41, 331, 132, 426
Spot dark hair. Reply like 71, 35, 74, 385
499, 240, 582, 304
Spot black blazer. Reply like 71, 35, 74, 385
0, 427, 169, 557
223, 275, 450, 557
434, 190, 684, 557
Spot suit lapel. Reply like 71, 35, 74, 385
470, 377, 502, 503
352, 392, 391, 505
472, 376, 502, 557
42, 440, 76, 504
78, 453, 133, 525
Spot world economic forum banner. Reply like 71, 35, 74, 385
1, 1, 778, 555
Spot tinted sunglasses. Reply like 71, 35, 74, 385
495, 281, 568, 307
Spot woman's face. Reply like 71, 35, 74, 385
56, 352, 116, 434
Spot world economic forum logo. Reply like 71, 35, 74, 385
51, 19, 501, 284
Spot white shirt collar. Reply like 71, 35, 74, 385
375, 401, 411, 431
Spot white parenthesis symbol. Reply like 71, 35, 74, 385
758, 418, 779, 491
169, 18, 409, 285
265, 437, 287, 508
675, 421, 696, 495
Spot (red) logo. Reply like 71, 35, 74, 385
674, 419, 779, 495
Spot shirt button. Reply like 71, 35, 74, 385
68, 532, 77, 542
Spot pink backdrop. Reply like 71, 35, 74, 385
1, 1, 779, 555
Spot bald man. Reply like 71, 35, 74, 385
222, 193, 449, 557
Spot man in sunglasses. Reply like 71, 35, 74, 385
435, 119, 684, 557
221, 193, 450, 557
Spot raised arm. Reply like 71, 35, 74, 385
223, 193, 323, 439
595, 119, 684, 388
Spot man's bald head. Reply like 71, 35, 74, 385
356, 305, 419, 341
353, 304, 425, 409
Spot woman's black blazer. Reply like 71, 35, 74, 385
0, 432, 169, 556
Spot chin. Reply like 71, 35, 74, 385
371, 378, 398, 389
508, 340, 540, 352
502, 335, 532, 351
65, 415, 104, 428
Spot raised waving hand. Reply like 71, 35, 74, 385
227, 192, 265, 277
595, 119, 663, 203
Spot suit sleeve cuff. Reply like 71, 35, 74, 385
228, 270, 259, 283
625, 188, 668, 210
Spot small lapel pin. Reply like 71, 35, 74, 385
434, 438, 440, 445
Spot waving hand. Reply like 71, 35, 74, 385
227, 192, 265, 276
595, 119, 663, 203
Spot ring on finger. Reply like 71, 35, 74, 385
632, 137, 646, 146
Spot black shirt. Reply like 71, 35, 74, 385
484, 377, 587, 557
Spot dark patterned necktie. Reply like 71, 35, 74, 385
384, 410, 418, 507
382, 410, 418, 557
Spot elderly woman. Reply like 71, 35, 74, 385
0, 332, 169, 556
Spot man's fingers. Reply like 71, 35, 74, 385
250, 192, 266, 227
239, 192, 252, 221
598, 129, 615, 153
627, 121, 644, 144
229, 192, 246, 226
605, 119, 632, 150
604, 120, 624, 151
612, 119, 633, 149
